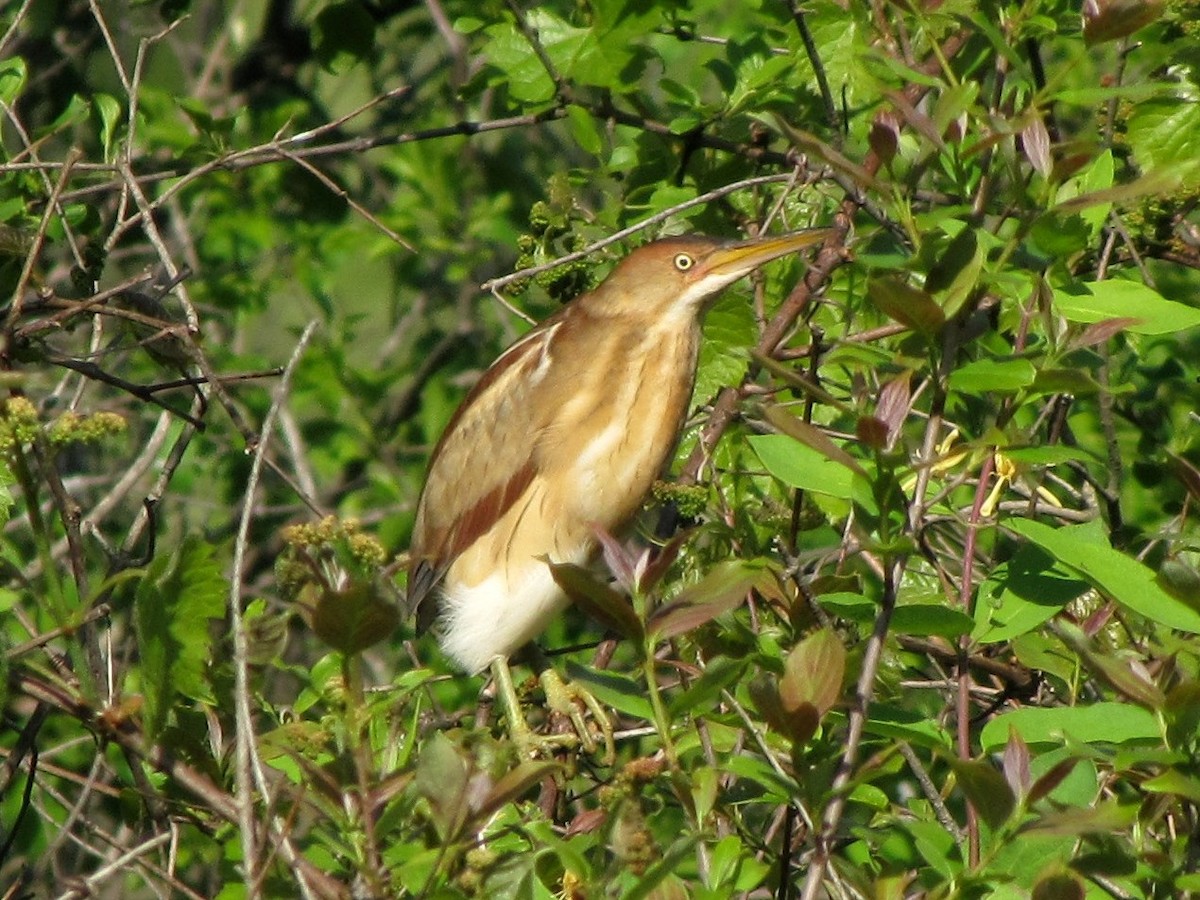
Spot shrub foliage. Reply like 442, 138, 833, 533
2, 0, 1200, 897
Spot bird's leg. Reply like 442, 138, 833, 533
538, 668, 615, 765
488, 656, 614, 764
488, 656, 574, 759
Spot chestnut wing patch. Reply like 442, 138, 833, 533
407, 314, 571, 628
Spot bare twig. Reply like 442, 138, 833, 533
480, 173, 804, 293
5, 150, 81, 330
228, 320, 320, 899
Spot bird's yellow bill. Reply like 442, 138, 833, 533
705, 229, 836, 278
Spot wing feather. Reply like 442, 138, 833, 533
407, 314, 566, 623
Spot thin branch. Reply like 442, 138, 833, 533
798, 556, 901, 900
277, 148, 414, 251
228, 320, 320, 899
786, 0, 839, 132
4, 150, 81, 329
480, 173, 804, 293
54, 832, 173, 900
0, 0, 35, 56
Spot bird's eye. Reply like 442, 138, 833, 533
673, 253, 695, 271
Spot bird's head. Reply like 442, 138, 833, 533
582, 229, 834, 323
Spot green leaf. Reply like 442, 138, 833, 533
94, 94, 122, 163
866, 276, 945, 333
695, 293, 755, 403
483, 23, 556, 103
1052, 280, 1200, 335
943, 756, 1015, 829
0, 459, 15, 522
1142, 768, 1200, 803
565, 105, 603, 155
134, 537, 227, 740
564, 661, 654, 721
312, 1, 377, 73
973, 545, 1090, 643
902, 818, 960, 881
891, 604, 975, 638
1002, 446, 1095, 466
924, 227, 983, 316
1055, 149, 1113, 237
751, 433, 855, 498
761, 405, 866, 475
415, 731, 469, 840
667, 656, 748, 718
1008, 519, 1200, 633
949, 358, 1037, 394
980, 703, 1159, 751
863, 703, 953, 748
0, 56, 26, 105
751, 432, 879, 515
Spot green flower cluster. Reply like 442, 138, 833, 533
0, 398, 39, 450
0, 398, 125, 450
507, 180, 598, 303
47, 411, 127, 446
280, 515, 386, 568
651, 480, 708, 520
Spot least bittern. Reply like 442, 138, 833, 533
406, 229, 831, 752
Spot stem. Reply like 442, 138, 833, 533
643, 643, 679, 768
341, 651, 384, 883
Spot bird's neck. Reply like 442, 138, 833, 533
558, 300, 703, 449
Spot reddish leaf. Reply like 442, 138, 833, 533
748, 677, 820, 745
779, 627, 846, 717
1021, 114, 1052, 176
1067, 316, 1143, 349
549, 560, 644, 641
1028, 758, 1082, 804
751, 352, 850, 411
855, 415, 889, 450
648, 559, 761, 640
1002, 726, 1031, 800
885, 89, 946, 151
478, 760, 561, 820
592, 525, 645, 594
638, 528, 694, 594
1032, 871, 1085, 900
566, 807, 607, 837
1082, 0, 1163, 44
869, 110, 900, 164
1023, 799, 1137, 835
875, 372, 912, 447
1057, 622, 1167, 709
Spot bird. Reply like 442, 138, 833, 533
405, 228, 832, 680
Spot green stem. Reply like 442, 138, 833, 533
341, 651, 383, 887
643, 641, 678, 769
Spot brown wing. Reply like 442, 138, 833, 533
406, 314, 566, 627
